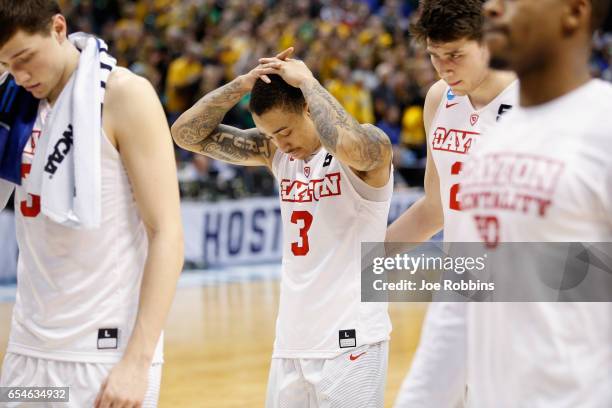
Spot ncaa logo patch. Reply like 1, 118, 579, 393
447, 88, 456, 101
304, 166, 311, 177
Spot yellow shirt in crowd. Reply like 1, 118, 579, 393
165, 57, 203, 113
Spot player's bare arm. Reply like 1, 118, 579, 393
386, 80, 447, 243
260, 50, 392, 187
95, 67, 184, 408
304, 81, 391, 171
171, 63, 282, 168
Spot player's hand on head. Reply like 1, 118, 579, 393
94, 358, 150, 408
257, 56, 315, 89
274, 47, 294, 61
239, 61, 283, 90
279, 59, 316, 88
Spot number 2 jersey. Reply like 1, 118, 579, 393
271, 147, 393, 359
8, 100, 162, 364
430, 80, 518, 241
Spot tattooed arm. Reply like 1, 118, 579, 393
171, 65, 278, 167
301, 78, 392, 173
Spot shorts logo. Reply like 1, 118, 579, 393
339, 329, 356, 348
349, 352, 367, 361
97, 328, 119, 349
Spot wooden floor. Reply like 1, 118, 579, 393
0, 280, 426, 407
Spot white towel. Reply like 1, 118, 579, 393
28, 33, 116, 229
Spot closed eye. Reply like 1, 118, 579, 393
15, 53, 34, 66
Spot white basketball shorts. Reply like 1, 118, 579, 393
0, 352, 162, 407
266, 341, 388, 408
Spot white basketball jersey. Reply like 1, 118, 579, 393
271, 147, 392, 359
458, 79, 612, 407
430, 81, 518, 241
9, 101, 163, 364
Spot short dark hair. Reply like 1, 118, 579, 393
591, 0, 611, 32
410, 0, 486, 44
0, 0, 61, 48
249, 75, 306, 116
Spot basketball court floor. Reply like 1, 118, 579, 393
0, 264, 426, 407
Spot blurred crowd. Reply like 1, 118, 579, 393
57, 0, 612, 201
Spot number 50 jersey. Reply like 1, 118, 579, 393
431, 81, 518, 241
271, 147, 393, 359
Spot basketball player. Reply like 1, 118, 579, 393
386, 1, 516, 406
0, 1, 183, 407
172, 50, 394, 407
454, 0, 612, 406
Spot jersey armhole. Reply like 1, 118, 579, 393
338, 161, 393, 203
426, 86, 448, 145
271, 148, 284, 179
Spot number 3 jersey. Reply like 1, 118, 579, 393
271, 147, 393, 359
9, 100, 162, 364
430, 80, 518, 241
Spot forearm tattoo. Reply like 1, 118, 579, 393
301, 80, 390, 171
172, 77, 273, 164
173, 79, 245, 146
198, 125, 272, 163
